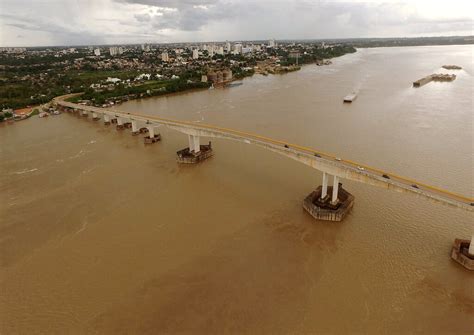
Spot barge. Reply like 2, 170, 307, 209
343, 92, 357, 103
413, 73, 456, 87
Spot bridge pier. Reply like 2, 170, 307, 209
304, 174, 354, 222
176, 135, 213, 164
116, 117, 124, 130
144, 125, 161, 144
331, 175, 340, 205
451, 234, 474, 270
320, 172, 329, 201
103, 114, 111, 125
81, 110, 88, 117
131, 120, 139, 135
92, 112, 100, 121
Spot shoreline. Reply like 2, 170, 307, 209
74, 52, 356, 108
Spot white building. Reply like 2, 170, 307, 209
233, 43, 243, 54
268, 39, 276, 48
94, 48, 101, 56
225, 41, 231, 52
109, 46, 123, 56
161, 52, 169, 62
242, 47, 252, 54
217, 46, 224, 55
192, 49, 199, 59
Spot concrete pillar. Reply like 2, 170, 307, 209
117, 117, 123, 126
104, 114, 110, 124
188, 135, 200, 153
92, 112, 97, 118
331, 175, 339, 204
82, 110, 88, 117
469, 234, 474, 256
321, 172, 329, 200
148, 126, 155, 138
131, 120, 138, 133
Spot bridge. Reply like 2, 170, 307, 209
53, 94, 473, 269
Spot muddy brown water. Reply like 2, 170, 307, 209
1, 45, 473, 334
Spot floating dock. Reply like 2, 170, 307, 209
343, 92, 357, 103
413, 73, 456, 87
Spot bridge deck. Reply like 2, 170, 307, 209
54, 95, 473, 212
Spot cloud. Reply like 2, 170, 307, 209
0, 0, 473, 46
123, 0, 241, 31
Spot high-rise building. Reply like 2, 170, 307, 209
233, 43, 243, 54
217, 46, 224, 55
268, 39, 276, 48
94, 48, 101, 56
109, 46, 123, 56
225, 41, 231, 52
192, 49, 199, 59
161, 52, 169, 62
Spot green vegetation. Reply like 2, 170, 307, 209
278, 45, 356, 66
68, 79, 210, 105
0, 111, 13, 122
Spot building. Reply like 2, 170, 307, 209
192, 49, 199, 59
94, 48, 101, 56
161, 52, 169, 62
225, 41, 231, 53
268, 39, 276, 48
233, 43, 243, 55
109, 46, 123, 56
217, 46, 224, 55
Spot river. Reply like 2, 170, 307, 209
0, 45, 473, 334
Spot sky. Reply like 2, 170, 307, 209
0, 0, 473, 47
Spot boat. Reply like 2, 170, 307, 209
343, 92, 357, 103
226, 82, 243, 88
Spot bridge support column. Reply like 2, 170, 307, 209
320, 172, 329, 201
81, 110, 88, 117
188, 135, 200, 153
303, 173, 354, 222
177, 135, 213, 164
451, 234, 474, 270
470, 235, 474, 257
92, 112, 100, 121
144, 125, 161, 144
103, 114, 110, 125
131, 120, 139, 135
116, 117, 124, 130
331, 175, 340, 205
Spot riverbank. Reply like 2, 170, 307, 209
66, 49, 354, 108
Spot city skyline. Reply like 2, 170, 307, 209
1, 0, 473, 47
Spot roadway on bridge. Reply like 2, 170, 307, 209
54, 95, 473, 211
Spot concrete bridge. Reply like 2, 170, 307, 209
53, 94, 473, 269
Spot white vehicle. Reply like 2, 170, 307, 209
357, 166, 365, 171
335, 157, 342, 161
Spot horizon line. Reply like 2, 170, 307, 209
2, 34, 473, 49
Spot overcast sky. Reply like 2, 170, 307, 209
1, 0, 473, 47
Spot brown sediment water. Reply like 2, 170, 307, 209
0, 45, 473, 334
